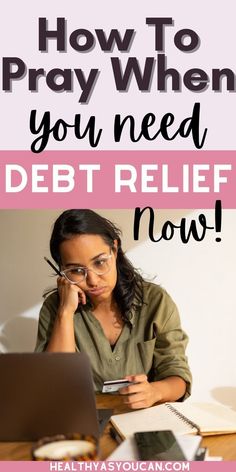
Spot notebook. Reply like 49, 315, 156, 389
111, 401, 236, 438
0, 352, 103, 441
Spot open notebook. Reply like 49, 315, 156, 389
111, 402, 236, 439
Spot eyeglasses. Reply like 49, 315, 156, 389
44, 253, 113, 285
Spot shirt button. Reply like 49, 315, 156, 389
115, 356, 120, 361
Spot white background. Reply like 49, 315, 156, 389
0, 0, 236, 149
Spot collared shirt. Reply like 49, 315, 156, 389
35, 281, 192, 398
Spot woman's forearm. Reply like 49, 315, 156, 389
46, 309, 76, 352
151, 376, 187, 403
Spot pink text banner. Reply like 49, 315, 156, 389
0, 151, 235, 209
1, 462, 236, 472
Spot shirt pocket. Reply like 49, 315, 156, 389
136, 338, 156, 374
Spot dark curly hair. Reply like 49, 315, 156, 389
50, 209, 144, 322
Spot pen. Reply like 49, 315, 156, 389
109, 426, 123, 445
44, 256, 62, 276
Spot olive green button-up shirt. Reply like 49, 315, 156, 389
35, 282, 192, 398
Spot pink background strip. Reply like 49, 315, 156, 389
0, 151, 235, 209
0, 461, 236, 472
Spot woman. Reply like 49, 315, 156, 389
35, 209, 191, 409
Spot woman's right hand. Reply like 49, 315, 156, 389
57, 276, 87, 316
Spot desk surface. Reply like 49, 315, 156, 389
0, 394, 236, 461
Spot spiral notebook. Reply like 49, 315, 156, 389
111, 402, 236, 438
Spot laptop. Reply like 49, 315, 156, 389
0, 352, 111, 441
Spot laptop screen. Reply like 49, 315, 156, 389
0, 352, 100, 441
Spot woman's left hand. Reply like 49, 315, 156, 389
119, 374, 162, 409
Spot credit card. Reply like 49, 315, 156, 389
102, 379, 133, 393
